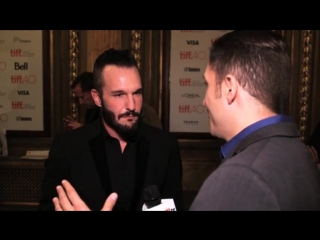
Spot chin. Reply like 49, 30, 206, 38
209, 124, 217, 137
209, 130, 216, 137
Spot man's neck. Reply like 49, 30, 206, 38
102, 121, 128, 152
226, 106, 277, 142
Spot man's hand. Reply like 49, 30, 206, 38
53, 180, 118, 211
63, 115, 83, 130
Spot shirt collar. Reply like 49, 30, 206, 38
220, 115, 294, 160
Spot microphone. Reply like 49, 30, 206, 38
142, 185, 177, 211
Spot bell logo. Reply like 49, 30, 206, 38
186, 40, 199, 45
14, 62, 28, 70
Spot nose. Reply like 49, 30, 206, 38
202, 98, 206, 106
125, 95, 135, 111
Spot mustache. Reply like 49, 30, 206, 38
118, 110, 140, 119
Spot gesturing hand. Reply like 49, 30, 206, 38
63, 115, 83, 130
53, 180, 118, 211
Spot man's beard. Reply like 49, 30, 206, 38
101, 101, 141, 141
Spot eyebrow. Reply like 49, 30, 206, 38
111, 88, 143, 95
111, 90, 125, 95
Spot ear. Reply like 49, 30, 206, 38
91, 89, 102, 107
224, 74, 238, 105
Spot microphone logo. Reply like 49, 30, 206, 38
142, 185, 177, 211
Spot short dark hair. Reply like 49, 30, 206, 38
92, 48, 139, 96
71, 71, 94, 92
209, 30, 292, 114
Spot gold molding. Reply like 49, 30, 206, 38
130, 30, 142, 69
69, 30, 79, 121
299, 30, 312, 141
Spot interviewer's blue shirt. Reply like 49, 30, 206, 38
220, 115, 294, 160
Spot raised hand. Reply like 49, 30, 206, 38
53, 180, 118, 211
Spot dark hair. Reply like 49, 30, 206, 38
92, 48, 139, 96
209, 30, 292, 114
71, 71, 94, 92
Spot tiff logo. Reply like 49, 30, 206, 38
179, 105, 205, 113
12, 101, 23, 109
11, 75, 23, 83
179, 105, 191, 113
12, 101, 36, 110
180, 51, 206, 60
11, 49, 22, 57
17, 90, 29, 95
11, 75, 36, 84
179, 78, 191, 86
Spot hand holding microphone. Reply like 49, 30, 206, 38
142, 185, 177, 211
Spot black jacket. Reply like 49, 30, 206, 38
39, 118, 184, 211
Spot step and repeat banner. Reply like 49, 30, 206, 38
0, 30, 44, 131
169, 30, 233, 133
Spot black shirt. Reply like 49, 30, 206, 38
104, 129, 137, 211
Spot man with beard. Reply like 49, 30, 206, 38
63, 71, 163, 131
38, 48, 184, 211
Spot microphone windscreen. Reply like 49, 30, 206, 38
143, 185, 161, 208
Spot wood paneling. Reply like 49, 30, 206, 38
85, 30, 122, 71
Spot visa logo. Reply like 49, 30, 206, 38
186, 40, 199, 45
17, 90, 29, 95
